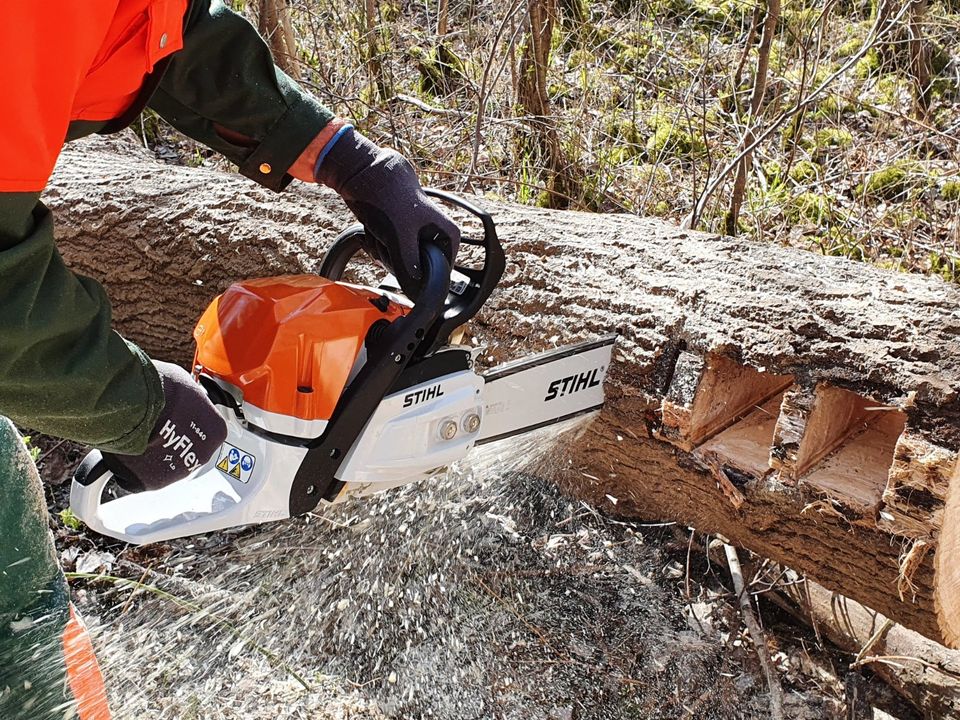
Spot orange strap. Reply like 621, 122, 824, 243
62, 605, 112, 720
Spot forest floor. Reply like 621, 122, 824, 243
36, 422, 921, 719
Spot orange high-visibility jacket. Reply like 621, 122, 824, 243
0, 0, 333, 454
1, 1, 187, 192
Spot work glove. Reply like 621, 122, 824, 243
100, 361, 227, 493
315, 126, 460, 297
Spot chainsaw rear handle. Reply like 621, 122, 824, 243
319, 188, 505, 356
70, 450, 121, 539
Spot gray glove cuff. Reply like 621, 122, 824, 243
314, 127, 380, 191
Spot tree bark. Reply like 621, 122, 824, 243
516, 0, 579, 208
47, 133, 960, 646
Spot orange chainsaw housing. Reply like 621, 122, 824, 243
192, 276, 406, 423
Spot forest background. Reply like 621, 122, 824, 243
157, 0, 960, 284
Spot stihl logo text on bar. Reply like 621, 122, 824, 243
544, 367, 603, 401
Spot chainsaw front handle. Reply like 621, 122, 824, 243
319, 189, 505, 356
288, 242, 453, 513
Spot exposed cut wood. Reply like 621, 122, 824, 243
47, 134, 960, 646
801, 409, 906, 516
935, 456, 960, 649
694, 390, 789, 507
660, 353, 793, 451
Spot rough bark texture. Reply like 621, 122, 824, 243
47, 134, 960, 646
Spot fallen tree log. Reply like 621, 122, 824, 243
47, 134, 960, 646
769, 575, 960, 718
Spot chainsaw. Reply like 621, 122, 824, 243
70, 191, 615, 545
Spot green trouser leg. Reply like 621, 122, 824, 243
0, 416, 76, 719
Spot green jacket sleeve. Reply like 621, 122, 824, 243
0, 194, 164, 453
148, 0, 335, 192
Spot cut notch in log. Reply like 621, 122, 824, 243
773, 384, 908, 516
695, 389, 791, 507
659, 352, 793, 451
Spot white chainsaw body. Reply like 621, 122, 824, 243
70, 367, 487, 544
69, 192, 615, 545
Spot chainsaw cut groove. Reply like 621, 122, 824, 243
800, 410, 906, 516
695, 390, 789, 486
772, 383, 907, 517
659, 353, 793, 451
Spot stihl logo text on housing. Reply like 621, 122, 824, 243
544, 367, 603, 401
403, 384, 445, 407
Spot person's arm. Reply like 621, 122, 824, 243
0, 193, 165, 452
148, 1, 462, 297
148, 0, 334, 192
0, 4, 168, 452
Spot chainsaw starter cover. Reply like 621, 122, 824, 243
193, 276, 406, 424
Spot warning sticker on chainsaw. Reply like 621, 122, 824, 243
215, 443, 256, 484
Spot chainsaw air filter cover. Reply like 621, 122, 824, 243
193, 276, 406, 437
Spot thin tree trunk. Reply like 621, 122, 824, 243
363, 0, 389, 101
437, 0, 450, 37
726, 0, 780, 236
257, 0, 301, 80
516, 0, 580, 208
908, 0, 932, 119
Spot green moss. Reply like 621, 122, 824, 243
816, 94, 856, 118
929, 252, 959, 283
627, 162, 671, 187
645, 115, 704, 159
942, 180, 960, 201
854, 47, 882, 79
613, 44, 646, 71
567, 47, 594, 68
786, 192, 833, 224
858, 162, 927, 201
410, 42, 467, 96
835, 37, 863, 59
380, 2, 400, 22
605, 115, 644, 145
789, 160, 821, 183
874, 75, 905, 106
650, 200, 671, 216
814, 127, 853, 149
763, 160, 784, 184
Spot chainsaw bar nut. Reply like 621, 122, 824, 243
462, 412, 481, 434
438, 419, 459, 441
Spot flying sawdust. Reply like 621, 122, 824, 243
72, 415, 770, 719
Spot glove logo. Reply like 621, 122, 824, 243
215, 442, 256, 484
158, 419, 201, 472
